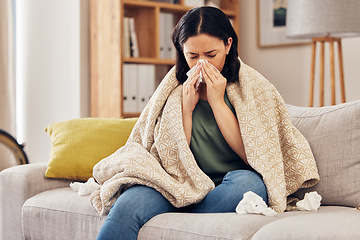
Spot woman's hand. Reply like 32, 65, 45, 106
201, 60, 227, 108
182, 61, 202, 145
182, 61, 202, 114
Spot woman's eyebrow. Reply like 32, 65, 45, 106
205, 50, 217, 54
188, 50, 217, 55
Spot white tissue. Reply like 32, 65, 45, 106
296, 191, 322, 211
69, 182, 82, 192
70, 177, 100, 196
186, 60, 221, 91
236, 191, 277, 217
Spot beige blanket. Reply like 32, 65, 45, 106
90, 61, 319, 215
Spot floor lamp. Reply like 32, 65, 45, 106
286, 0, 360, 107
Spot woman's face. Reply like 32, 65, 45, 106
182, 33, 232, 72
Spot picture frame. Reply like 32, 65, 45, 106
257, 0, 310, 47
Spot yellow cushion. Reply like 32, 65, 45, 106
45, 118, 138, 181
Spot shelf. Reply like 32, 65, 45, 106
90, 0, 240, 118
123, 0, 237, 16
123, 112, 142, 118
123, 0, 190, 11
123, 57, 175, 65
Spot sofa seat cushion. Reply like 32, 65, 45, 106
252, 206, 360, 240
139, 206, 359, 240
22, 187, 105, 240
22, 188, 360, 240
139, 212, 281, 240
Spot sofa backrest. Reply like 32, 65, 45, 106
287, 99, 360, 208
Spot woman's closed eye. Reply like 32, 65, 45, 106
190, 54, 216, 59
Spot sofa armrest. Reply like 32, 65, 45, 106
0, 163, 72, 240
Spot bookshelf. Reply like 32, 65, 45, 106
90, 0, 240, 118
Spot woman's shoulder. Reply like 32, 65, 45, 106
238, 62, 278, 93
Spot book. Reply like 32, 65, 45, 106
128, 17, 139, 58
123, 17, 131, 58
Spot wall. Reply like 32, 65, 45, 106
239, 0, 360, 106
14, 0, 359, 164
15, 0, 89, 163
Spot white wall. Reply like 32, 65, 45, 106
239, 0, 360, 106
15, 0, 89, 163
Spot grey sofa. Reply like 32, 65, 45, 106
1, 100, 360, 240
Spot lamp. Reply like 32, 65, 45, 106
286, 0, 360, 107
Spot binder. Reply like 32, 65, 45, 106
159, 13, 167, 59
160, 13, 175, 59
123, 63, 138, 113
138, 64, 156, 112
184, 0, 204, 7
165, 13, 175, 59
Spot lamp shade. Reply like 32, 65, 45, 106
286, 0, 360, 39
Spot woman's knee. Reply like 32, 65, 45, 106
105, 186, 148, 226
223, 169, 263, 184
223, 170, 268, 202
111, 185, 178, 224
109, 185, 171, 224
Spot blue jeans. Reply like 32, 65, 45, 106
97, 170, 267, 240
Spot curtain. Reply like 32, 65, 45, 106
0, 0, 17, 170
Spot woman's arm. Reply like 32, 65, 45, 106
182, 61, 202, 145
211, 102, 248, 164
201, 60, 248, 164
182, 110, 193, 145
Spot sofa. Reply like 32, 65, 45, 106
1, 99, 360, 240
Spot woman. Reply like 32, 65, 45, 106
97, 7, 267, 240
95, 6, 318, 240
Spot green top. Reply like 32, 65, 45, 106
190, 92, 252, 185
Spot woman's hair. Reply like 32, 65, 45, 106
172, 6, 240, 84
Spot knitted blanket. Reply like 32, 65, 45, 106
90, 61, 319, 215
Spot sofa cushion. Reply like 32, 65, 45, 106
287, 100, 360, 208
22, 187, 359, 240
22, 188, 105, 240
139, 212, 278, 240
252, 206, 360, 240
24, 188, 283, 240
139, 206, 359, 240
45, 118, 138, 181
